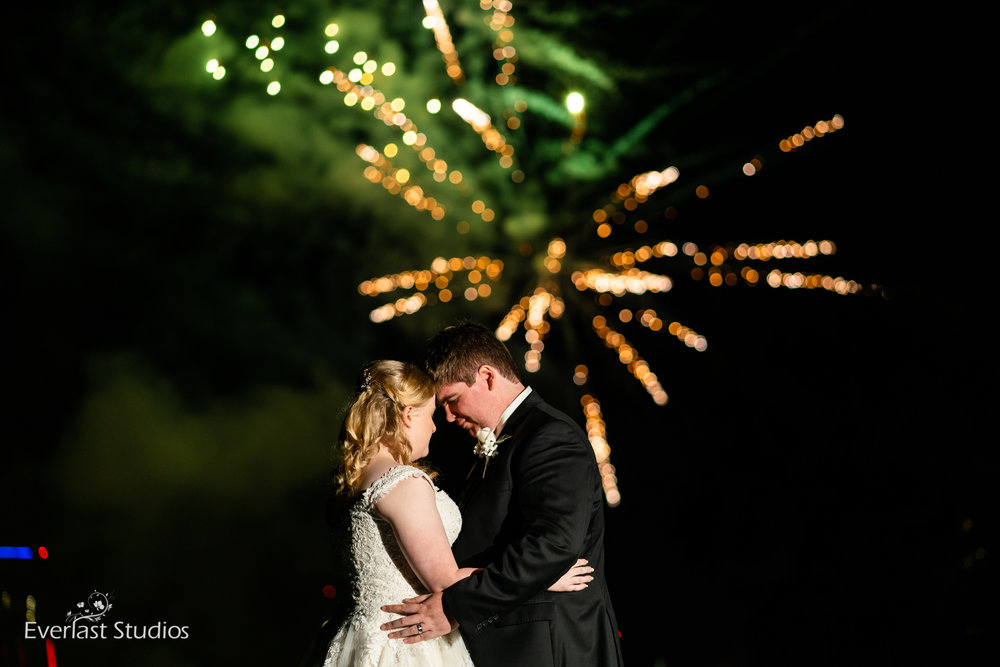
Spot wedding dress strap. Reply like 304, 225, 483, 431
362, 465, 431, 509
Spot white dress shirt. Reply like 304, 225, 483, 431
494, 386, 532, 436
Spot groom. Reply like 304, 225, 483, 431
381, 322, 624, 665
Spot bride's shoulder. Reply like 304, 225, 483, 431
359, 459, 398, 492
363, 465, 432, 504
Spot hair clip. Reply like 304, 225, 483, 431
357, 365, 375, 393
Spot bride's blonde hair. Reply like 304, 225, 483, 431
333, 360, 436, 496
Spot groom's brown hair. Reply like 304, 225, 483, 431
424, 321, 521, 387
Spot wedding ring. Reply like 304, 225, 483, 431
416, 623, 424, 634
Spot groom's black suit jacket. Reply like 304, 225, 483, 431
442, 391, 624, 666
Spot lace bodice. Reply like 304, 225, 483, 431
323, 465, 471, 667
347, 465, 462, 623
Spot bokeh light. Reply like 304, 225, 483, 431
566, 92, 585, 114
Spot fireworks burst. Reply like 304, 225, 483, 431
191, 2, 878, 506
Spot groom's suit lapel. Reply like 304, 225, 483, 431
498, 390, 543, 442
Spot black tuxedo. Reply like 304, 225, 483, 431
442, 391, 624, 666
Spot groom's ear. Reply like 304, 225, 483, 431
477, 364, 496, 390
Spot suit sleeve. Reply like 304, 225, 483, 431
442, 417, 596, 634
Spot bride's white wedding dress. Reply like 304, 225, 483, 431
323, 465, 475, 667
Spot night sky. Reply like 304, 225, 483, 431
2, 2, 988, 666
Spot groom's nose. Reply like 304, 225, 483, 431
443, 404, 456, 422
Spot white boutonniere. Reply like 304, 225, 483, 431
471, 428, 510, 477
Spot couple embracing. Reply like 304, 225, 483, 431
322, 322, 624, 666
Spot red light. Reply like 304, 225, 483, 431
38, 546, 49, 559
322, 585, 337, 599
45, 638, 57, 666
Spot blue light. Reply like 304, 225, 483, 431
0, 546, 34, 559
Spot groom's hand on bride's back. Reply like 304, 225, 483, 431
381, 591, 456, 644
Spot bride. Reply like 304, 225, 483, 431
322, 360, 592, 666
